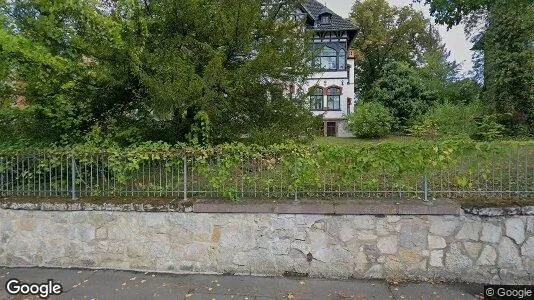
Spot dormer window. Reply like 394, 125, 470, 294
319, 13, 331, 25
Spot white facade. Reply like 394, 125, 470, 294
303, 57, 356, 137
298, 0, 358, 137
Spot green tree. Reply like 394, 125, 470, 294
423, 0, 534, 135
349, 0, 445, 98
138, 0, 318, 144
443, 79, 481, 104
350, 0, 483, 134
482, 0, 534, 135
365, 61, 439, 131
0, 0, 145, 143
1, 0, 319, 145
418, 49, 481, 104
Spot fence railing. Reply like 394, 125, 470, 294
0, 144, 532, 201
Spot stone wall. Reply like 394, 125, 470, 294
1, 209, 533, 284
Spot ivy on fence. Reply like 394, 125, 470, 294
0, 140, 532, 200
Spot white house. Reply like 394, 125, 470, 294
299, 0, 358, 137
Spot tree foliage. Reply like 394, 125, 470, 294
482, 0, 534, 134
422, 0, 491, 29
349, 0, 446, 98
347, 102, 394, 138
138, 0, 318, 144
0, 0, 144, 143
0, 0, 319, 146
349, 0, 487, 133
365, 61, 440, 131
423, 0, 534, 135
409, 101, 483, 139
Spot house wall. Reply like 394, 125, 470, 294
1, 207, 533, 284
304, 57, 355, 136
299, 29, 356, 137
336, 120, 352, 137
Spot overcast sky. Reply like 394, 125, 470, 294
322, 0, 474, 74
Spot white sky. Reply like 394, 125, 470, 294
322, 0, 474, 74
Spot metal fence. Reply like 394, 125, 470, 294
0, 145, 532, 201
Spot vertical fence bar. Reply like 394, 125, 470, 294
54, 155, 58, 196
60, 154, 63, 196
209, 157, 214, 198
1, 156, 3, 195
90, 155, 93, 196
84, 156, 88, 197
241, 154, 244, 199
107, 153, 110, 197
21, 154, 25, 196
15, 154, 19, 196
148, 157, 151, 197
254, 157, 257, 198
71, 152, 77, 200
516, 146, 520, 197
524, 147, 530, 197
183, 155, 188, 201
160, 158, 164, 197
423, 173, 429, 202
164, 157, 168, 197
171, 160, 174, 197
30, 155, 34, 196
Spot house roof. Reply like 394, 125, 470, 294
301, 0, 358, 32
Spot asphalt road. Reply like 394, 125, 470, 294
0, 267, 484, 300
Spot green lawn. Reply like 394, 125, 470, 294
312, 135, 420, 146
312, 136, 534, 146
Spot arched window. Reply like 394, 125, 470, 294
338, 49, 346, 70
317, 46, 337, 70
309, 86, 323, 110
327, 87, 341, 110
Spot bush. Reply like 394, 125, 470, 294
409, 102, 483, 138
0, 107, 57, 145
471, 115, 505, 141
347, 102, 394, 138
492, 112, 531, 137
365, 61, 438, 131
444, 79, 481, 104
408, 117, 438, 139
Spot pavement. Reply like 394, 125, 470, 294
0, 267, 485, 300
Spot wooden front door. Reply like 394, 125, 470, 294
326, 122, 337, 137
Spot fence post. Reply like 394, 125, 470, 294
183, 155, 187, 201
71, 152, 77, 201
423, 173, 429, 202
